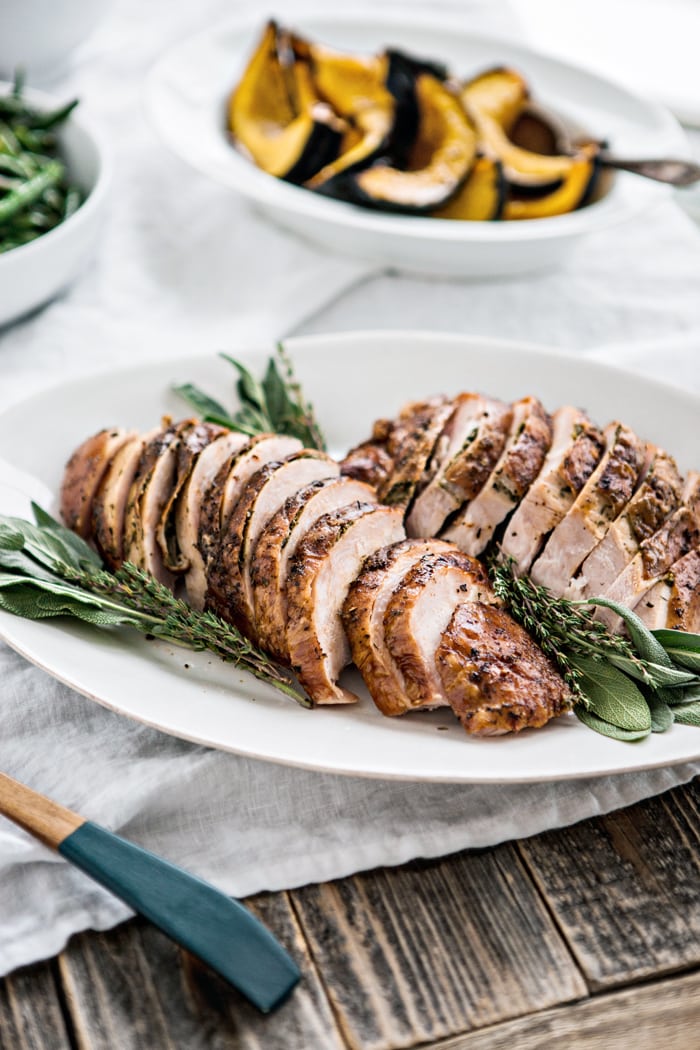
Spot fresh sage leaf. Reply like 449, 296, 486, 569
220, 353, 268, 415
606, 652, 698, 689
571, 655, 651, 731
586, 597, 673, 667
0, 523, 25, 551
171, 383, 235, 429
31, 502, 102, 569
673, 701, 700, 728
668, 683, 700, 705
652, 647, 700, 674
262, 356, 293, 431
0, 573, 131, 623
652, 628, 700, 653
646, 690, 675, 733
575, 707, 650, 741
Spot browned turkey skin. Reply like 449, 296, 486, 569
61, 380, 696, 739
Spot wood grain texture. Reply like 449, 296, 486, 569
426, 968, 700, 1050
0, 962, 72, 1050
59, 894, 345, 1050
519, 779, 700, 990
290, 843, 587, 1050
0, 773, 83, 851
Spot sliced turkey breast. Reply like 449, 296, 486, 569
91, 429, 158, 570
531, 422, 645, 595
286, 503, 405, 704
342, 539, 456, 716
197, 433, 302, 589
567, 447, 682, 600
596, 471, 700, 632
123, 420, 197, 587
60, 427, 135, 537
379, 397, 455, 508
252, 475, 375, 661
500, 407, 604, 575
407, 394, 512, 537
663, 549, 700, 632
382, 549, 496, 713
175, 431, 250, 610
157, 422, 227, 575
443, 396, 552, 556
437, 603, 572, 735
206, 451, 339, 638
340, 439, 394, 490
633, 544, 700, 633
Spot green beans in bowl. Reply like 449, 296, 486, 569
0, 76, 110, 326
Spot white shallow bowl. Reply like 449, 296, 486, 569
0, 83, 110, 328
147, 10, 688, 278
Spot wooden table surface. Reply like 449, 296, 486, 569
1, 777, 699, 1050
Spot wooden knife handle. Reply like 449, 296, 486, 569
0, 772, 83, 850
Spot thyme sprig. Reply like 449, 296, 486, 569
0, 507, 308, 707
490, 562, 651, 702
490, 557, 700, 741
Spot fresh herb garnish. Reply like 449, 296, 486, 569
173, 344, 326, 450
0, 72, 82, 253
491, 557, 700, 741
0, 505, 309, 707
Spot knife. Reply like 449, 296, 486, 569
0, 772, 301, 1012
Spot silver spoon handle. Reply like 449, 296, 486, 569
600, 154, 700, 187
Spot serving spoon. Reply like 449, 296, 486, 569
0, 772, 301, 1012
598, 153, 700, 186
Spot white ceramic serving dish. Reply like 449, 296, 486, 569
0, 331, 699, 784
146, 10, 689, 278
0, 0, 110, 83
0, 82, 110, 328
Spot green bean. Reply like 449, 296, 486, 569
30, 99, 79, 130
0, 80, 81, 252
0, 120, 22, 156
0, 161, 63, 223
0, 154, 35, 178
14, 125, 57, 153
62, 187, 82, 220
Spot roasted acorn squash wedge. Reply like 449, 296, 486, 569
503, 142, 600, 219
460, 67, 529, 134
509, 102, 571, 156
464, 102, 578, 192
432, 155, 505, 220
341, 74, 477, 213
228, 22, 345, 185
300, 44, 394, 188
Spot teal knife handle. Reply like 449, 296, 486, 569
59, 821, 300, 1012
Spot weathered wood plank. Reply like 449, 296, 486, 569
426, 967, 700, 1050
59, 894, 345, 1050
0, 961, 72, 1050
290, 843, 587, 1050
519, 779, 700, 991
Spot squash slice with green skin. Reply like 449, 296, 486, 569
303, 45, 395, 188
228, 22, 345, 185
344, 74, 477, 213
432, 155, 505, 220
503, 142, 600, 219
465, 101, 582, 191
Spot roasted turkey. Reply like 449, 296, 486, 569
60, 385, 699, 738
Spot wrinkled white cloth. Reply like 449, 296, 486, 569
1, 0, 700, 978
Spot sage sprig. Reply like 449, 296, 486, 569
490, 558, 700, 742
173, 344, 326, 451
0, 506, 309, 707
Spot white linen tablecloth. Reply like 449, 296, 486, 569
1, 0, 699, 977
